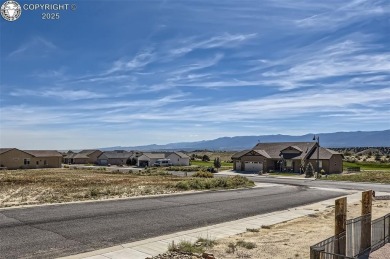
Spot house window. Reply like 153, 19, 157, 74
319, 161, 323, 168
24, 159, 30, 165
36, 161, 39, 165
44, 160, 48, 165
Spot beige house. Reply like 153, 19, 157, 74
64, 149, 102, 164
232, 142, 343, 174
166, 152, 190, 166
137, 153, 165, 167
0, 148, 62, 169
97, 150, 132, 165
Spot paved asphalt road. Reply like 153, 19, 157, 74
239, 175, 390, 192
0, 185, 346, 259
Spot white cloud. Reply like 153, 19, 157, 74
10, 89, 107, 101
295, 0, 389, 29
170, 33, 257, 57
259, 37, 390, 90
8, 37, 57, 57
105, 49, 155, 74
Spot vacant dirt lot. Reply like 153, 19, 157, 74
0, 168, 254, 208
0, 168, 185, 207
206, 199, 390, 259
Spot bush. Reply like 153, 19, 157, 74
196, 237, 217, 248
236, 240, 256, 249
175, 175, 254, 190
168, 238, 215, 253
305, 163, 314, 178
202, 155, 210, 162
176, 181, 190, 190
192, 171, 214, 178
227, 175, 254, 188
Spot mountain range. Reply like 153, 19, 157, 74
101, 130, 390, 151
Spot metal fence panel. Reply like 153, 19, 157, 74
346, 214, 370, 257
371, 214, 389, 251
311, 213, 389, 258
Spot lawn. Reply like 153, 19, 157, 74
321, 171, 390, 184
190, 160, 233, 167
268, 172, 304, 177
0, 168, 253, 208
343, 161, 390, 171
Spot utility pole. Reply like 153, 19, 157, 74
313, 135, 320, 175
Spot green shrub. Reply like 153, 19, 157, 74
196, 237, 217, 248
89, 187, 99, 197
175, 176, 254, 190
226, 242, 236, 254
188, 178, 206, 189
236, 240, 257, 249
227, 175, 254, 188
168, 240, 204, 253
192, 171, 214, 178
176, 181, 190, 190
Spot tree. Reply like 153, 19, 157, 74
305, 162, 314, 178
131, 157, 137, 165
126, 158, 132, 166
375, 153, 381, 161
213, 157, 221, 172
202, 155, 210, 162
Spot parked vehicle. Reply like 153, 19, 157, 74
153, 159, 172, 167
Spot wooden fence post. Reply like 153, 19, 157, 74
334, 197, 347, 256
360, 190, 372, 253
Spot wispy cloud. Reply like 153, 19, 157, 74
10, 89, 107, 101
259, 37, 390, 90
295, 0, 390, 29
170, 33, 257, 57
105, 49, 155, 74
8, 37, 57, 57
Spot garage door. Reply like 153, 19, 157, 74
244, 162, 263, 172
99, 159, 108, 165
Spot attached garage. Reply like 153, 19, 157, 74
235, 161, 241, 170
244, 161, 263, 172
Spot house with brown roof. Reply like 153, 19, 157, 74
63, 149, 102, 164
97, 150, 132, 166
232, 142, 343, 174
0, 148, 62, 169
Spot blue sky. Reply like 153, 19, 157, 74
1, 0, 389, 149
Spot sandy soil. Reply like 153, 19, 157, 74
206, 199, 390, 259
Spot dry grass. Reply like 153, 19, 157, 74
0, 168, 255, 208
0, 168, 184, 208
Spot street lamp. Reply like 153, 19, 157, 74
313, 135, 320, 176
279, 154, 284, 172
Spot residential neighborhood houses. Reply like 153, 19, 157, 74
0, 148, 190, 169
0, 141, 345, 173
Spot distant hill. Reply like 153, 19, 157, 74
101, 130, 390, 151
